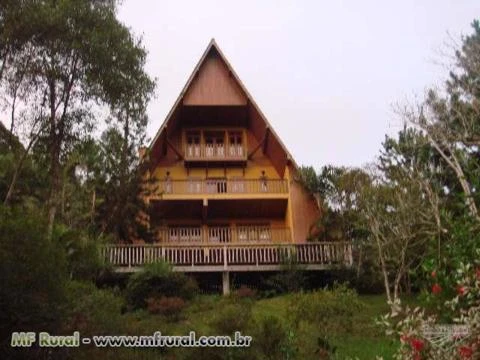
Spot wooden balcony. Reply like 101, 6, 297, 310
102, 242, 353, 273
156, 226, 291, 244
183, 128, 247, 166
155, 179, 288, 199
184, 144, 247, 162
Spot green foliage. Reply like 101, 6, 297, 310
379, 261, 480, 359
93, 126, 154, 242
262, 255, 307, 294
146, 296, 186, 320
209, 299, 254, 335
0, 205, 67, 357
0, 0, 155, 237
53, 225, 108, 281
64, 281, 124, 335
125, 261, 198, 310
252, 315, 296, 360
288, 285, 365, 335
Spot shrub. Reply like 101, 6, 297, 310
146, 296, 186, 320
379, 260, 480, 360
0, 205, 67, 359
125, 261, 198, 309
262, 258, 306, 294
64, 281, 124, 335
53, 225, 107, 281
288, 284, 365, 335
253, 315, 297, 360
235, 285, 257, 299
209, 301, 253, 335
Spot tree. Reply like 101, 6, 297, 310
94, 126, 153, 242
403, 20, 480, 222
358, 170, 438, 302
0, 0, 155, 237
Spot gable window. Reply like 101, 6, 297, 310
204, 131, 225, 158
186, 131, 201, 158
228, 131, 243, 157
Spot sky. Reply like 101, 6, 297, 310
115, 0, 479, 168
14, 1, 478, 169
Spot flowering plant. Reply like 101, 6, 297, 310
377, 261, 480, 359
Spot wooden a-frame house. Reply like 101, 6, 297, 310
104, 40, 353, 293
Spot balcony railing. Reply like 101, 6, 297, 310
156, 226, 291, 244
101, 242, 354, 270
185, 144, 246, 161
159, 179, 288, 195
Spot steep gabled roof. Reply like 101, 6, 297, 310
148, 39, 297, 176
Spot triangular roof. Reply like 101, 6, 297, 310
148, 39, 297, 176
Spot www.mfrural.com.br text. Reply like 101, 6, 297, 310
11, 331, 252, 348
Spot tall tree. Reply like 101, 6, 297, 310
403, 20, 480, 222
0, 0, 155, 236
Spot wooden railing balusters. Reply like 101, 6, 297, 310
101, 242, 353, 270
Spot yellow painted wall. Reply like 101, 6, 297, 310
147, 127, 320, 243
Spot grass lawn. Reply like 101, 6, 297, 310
120, 292, 411, 359
253, 293, 399, 359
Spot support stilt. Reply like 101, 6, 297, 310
222, 271, 230, 296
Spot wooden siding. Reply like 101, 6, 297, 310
183, 51, 247, 106
287, 164, 321, 243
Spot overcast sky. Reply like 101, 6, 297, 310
119, 1, 477, 168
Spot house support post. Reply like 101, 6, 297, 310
222, 271, 230, 296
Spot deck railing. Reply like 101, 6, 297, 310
156, 226, 291, 244
185, 144, 246, 160
159, 179, 288, 195
102, 242, 353, 269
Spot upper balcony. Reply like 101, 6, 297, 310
151, 178, 289, 201
183, 128, 247, 166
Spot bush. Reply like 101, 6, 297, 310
186, 300, 255, 360
209, 300, 253, 335
125, 261, 198, 309
253, 315, 296, 360
262, 258, 306, 294
0, 205, 67, 359
53, 225, 107, 281
288, 284, 365, 335
235, 285, 257, 299
146, 296, 186, 320
64, 281, 124, 335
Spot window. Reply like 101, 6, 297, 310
228, 131, 243, 157
186, 131, 201, 158
204, 131, 225, 158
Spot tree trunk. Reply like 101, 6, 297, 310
375, 239, 392, 303
90, 189, 96, 224
47, 78, 59, 238
427, 134, 480, 222
356, 243, 363, 279
3, 145, 31, 205
3, 122, 43, 205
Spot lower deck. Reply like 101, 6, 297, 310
102, 242, 353, 273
